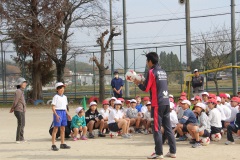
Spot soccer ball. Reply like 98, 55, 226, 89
125, 70, 137, 82
109, 131, 118, 138
200, 137, 210, 146
211, 133, 222, 141
135, 74, 145, 82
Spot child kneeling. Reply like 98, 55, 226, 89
71, 107, 88, 141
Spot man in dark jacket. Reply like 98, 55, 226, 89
134, 52, 176, 159
111, 70, 124, 98
192, 69, 204, 96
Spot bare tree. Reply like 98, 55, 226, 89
192, 26, 240, 94
1, 0, 61, 99
38, 0, 107, 83
91, 27, 121, 102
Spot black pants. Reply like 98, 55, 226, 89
227, 124, 238, 142
113, 92, 122, 98
151, 105, 176, 155
14, 111, 25, 141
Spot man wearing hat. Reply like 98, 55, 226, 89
111, 70, 124, 98
192, 69, 204, 97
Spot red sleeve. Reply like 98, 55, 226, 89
144, 69, 154, 92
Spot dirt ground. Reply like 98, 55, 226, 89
0, 107, 239, 160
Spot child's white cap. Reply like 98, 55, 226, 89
114, 100, 122, 105
110, 97, 117, 101
195, 103, 206, 110
181, 100, 191, 106
170, 102, 175, 109
89, 101, 97, 106
169, 94, 174, 98
201, 92, 209, 96
130, 99, 137, 103
216, 96, 221, 102
225, 93, 231, 99
55, 82, 65, 89
146, 101, 151, 105
75, 107, 83, 114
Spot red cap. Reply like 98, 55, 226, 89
208, 93, 216, 99
219, 93, 227, 98
102, 100, 109, 105
208, 99, 217, 104
231, 97, 240, 103
125, 100, 131, 104
143, 96, 150, 101
179, 96, 187, 100
180, 92, 187, 96
117, 98, 125, 102
194, 96, 202, 101
169, 97, 174, 103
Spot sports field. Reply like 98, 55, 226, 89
0, 107, 239, 160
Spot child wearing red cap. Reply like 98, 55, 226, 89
99, 100, 110, 133
207, 99, 222, 136
142, 101, 152, 135
176, 96, 187, 120
225, 97, 240, 128
225, 97, 240, 145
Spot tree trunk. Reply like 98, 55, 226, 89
56, 62, 65, 83
213, 79, 219, 95
32, 50, 42, 100
99, 67, 105, 102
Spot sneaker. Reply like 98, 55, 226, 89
192, 142, 202, 148
135, 129, 142, 134
73, 137, 78, 141
80, 136, 88, 140
189, 139, 196, 144
60, 144, 71, 149
165, 152, 176, 158
127, 133, 133, 137
88, 133, 95, 139
121, 134, 131, 139
144, 130, 149, 135
225, 141, 235, 145
98, 132, 106, 137
51, 145, 59, 151
16, 141, 21, 144
177, 135, 187, 141
147, 153, 164, 159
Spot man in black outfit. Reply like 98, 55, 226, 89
134, 52, 176, 159
192, 69, 204, 96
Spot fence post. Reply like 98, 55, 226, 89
204, 42, 208, 92
74, 53, 77, 100
93, 52, 96, 96
134, 49, 136, 97
180, 45, 183, 92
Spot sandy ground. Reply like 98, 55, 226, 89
0, 107, 239, 160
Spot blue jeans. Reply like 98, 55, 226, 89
151, 105, 176, 155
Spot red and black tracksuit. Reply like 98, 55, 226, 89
138, 64, 176, 155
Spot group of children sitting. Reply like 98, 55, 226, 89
70, 92, 240, 148
171, 92, 240, 148
70, 96, 153, 140
51, 82, 240, 152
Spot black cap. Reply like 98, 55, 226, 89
114, 70, 118, 74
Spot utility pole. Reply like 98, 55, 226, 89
109, 0, 114, 77
185, 0, 191, 71
231, 0, 238, 95
123, 0, 129, 97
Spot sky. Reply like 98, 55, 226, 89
2, 0, 240, 72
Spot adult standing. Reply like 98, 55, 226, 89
10, 77, 27, 144
111, 70, 124, 98
134, 52, 176, 159
192, 69, 204, 97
